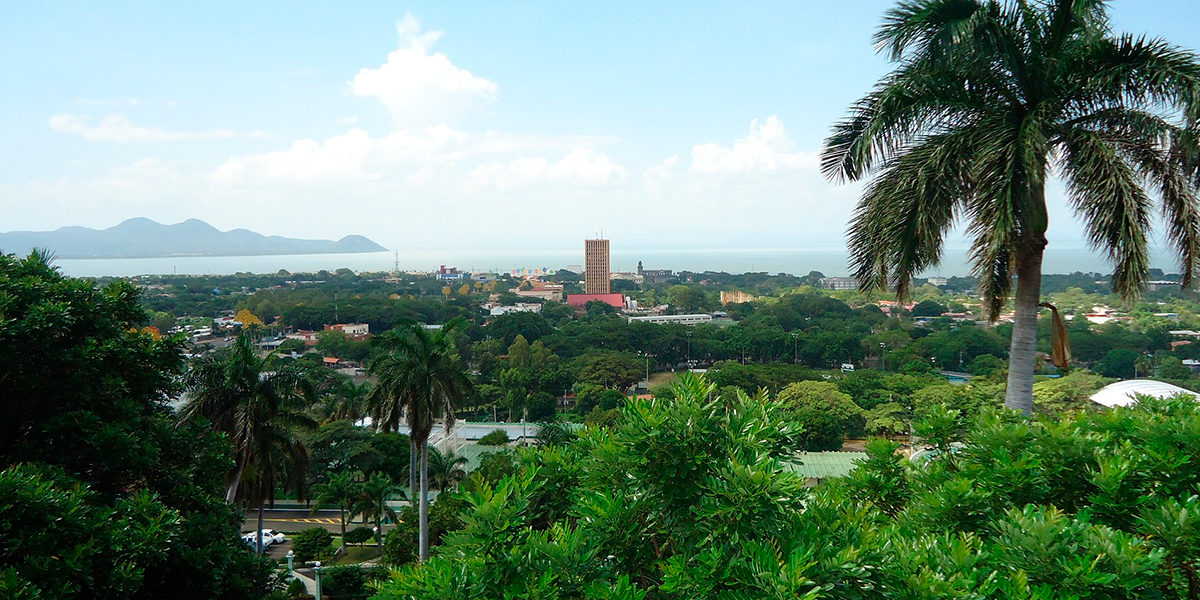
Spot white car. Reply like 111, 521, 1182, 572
242, 529, 286, 549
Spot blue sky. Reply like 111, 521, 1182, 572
3, 1, 1199, 253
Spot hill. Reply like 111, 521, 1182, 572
0, 218, 386, 259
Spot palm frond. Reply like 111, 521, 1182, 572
1060, 128, 1152, 299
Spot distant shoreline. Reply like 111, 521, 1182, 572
45, 246, 1189, 280
47, 248, 386, 261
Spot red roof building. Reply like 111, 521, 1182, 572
567, 293, 625, 308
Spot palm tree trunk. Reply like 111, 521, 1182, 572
340, 507, 347, 542
409, 438, 418, 509
224, 458, 245, 504
1004, 242, 1045, 415
256, 499, 265, 555
419, 441, 430, 561
376, 510, 383, 553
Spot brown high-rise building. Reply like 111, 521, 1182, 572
584, 238, 610, 294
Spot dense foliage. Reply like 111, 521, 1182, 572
0, 252, 271, 599
375, 374, 1200, 599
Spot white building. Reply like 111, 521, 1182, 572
628, 314, 714, 325
490, 303, 543, 316
1090, 379, 1197, 408
819, 277, 858, 291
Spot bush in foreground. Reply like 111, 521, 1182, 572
374, 373, 1200, 599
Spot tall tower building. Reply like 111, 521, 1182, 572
584, 238, 610, 294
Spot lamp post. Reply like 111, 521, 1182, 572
638, 351, 649, 389
314, 561, 322, 600
880, 342, 887, 371
686, 331, 693, 368
286, 550, 294, 573
792, 332, 801, 364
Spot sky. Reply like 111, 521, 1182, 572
4, 0, 1200, 254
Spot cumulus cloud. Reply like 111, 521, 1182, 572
49, 114, 249, 142
211, 129, 379, 184
210, 124, 476, 184
351, 15, 498, 126
689, 116, 816, 174
466, 149, 627, 191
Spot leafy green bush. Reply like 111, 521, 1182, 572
477, 429, 510, 446
343, 526, 374, 546
291, 528, 333, 563
372, 374, 1200, 600
381, 494, 466, 567
321, 565, 368, 600
284, 578, 309, 599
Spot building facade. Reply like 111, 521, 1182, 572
585, 238, 610, 294
819, 277, 859, 290
628, 314, 713, 325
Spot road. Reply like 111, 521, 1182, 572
242, 508, 398, 560
243, 508, 398, 535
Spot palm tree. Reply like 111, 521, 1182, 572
312, 376, 373, 425
311, 470, 362, 543
368, 318, 474, 561
822, 0, 1200, 413
1135, 353, 1154, 378
182, 333, 316, 552
352, 473, 403, 552
427, 449, 469, 493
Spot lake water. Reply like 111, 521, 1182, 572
53, 245, 1185, 279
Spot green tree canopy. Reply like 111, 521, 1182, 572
0, 251, 272, 599
824, 0, 1200, 414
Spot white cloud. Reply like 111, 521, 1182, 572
209, 123, 617, 187
49, 114, 246, 142
337, 116, 359, 125
351, 15, 498, 126
466, 149, 626, 191
689, 116, 816, 174
643, 155, 680, 194
211, 128, 379, 184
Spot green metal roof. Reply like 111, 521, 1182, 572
785, 451, 867, 479
456, 443, 507, 471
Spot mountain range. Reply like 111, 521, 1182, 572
0, 218, 386, 259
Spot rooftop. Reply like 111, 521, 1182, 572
785, 451, 867, 479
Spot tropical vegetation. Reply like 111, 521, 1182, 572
823, 0, 1200, 414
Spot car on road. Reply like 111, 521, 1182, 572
242, 529, 286, 549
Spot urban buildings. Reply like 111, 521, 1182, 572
819, 277, 859, 290
567, 293, 626, 308
628, 314, 714, 325
585, 238, 610, 294
720, 290, 756, 304
436, 265, 468, 281
637, 261, 674, 284
514, 284, 564, 302
324, 323, 370, 341
489, 303, 543, 316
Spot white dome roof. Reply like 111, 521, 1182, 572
1089, 379, 1197, 408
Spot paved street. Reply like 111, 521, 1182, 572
242, 507, 398, 535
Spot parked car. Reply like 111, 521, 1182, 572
242, 529, 286, 549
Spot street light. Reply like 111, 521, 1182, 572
686, 331, 693, 368
314, 561, 323, 600
286, 550, 294, 573
637, 351, 649, 389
